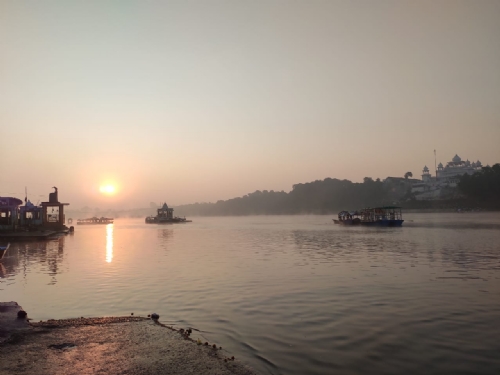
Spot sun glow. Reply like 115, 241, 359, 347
99, 185, 116, 195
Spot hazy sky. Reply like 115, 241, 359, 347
1, 1, 499, 209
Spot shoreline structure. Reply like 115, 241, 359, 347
0, 302, 258, 375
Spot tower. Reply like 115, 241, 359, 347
422, 165, 431, 182
434, 150, 437, 178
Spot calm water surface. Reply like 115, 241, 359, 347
1, 213, 500, 374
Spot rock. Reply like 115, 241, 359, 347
0, 302, 30, 343
17, 310, 27, 319
151, 313, 159, 320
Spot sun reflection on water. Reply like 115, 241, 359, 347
106, 224, 114, 263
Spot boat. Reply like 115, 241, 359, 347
77, 217, 114, 225
1, 188, 73, 239
145, 203, 192, 224
333, 211, 362, 225
0, 243, 10, 260
333, 206, 404, 227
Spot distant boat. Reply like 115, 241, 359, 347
77, 217, 114, 225
145, 203, 192, 224
333, 206, 404, 227
0, 243, 10, 260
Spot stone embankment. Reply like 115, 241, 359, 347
0, 302, 257, 375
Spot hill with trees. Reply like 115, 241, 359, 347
175, 164, 500, 216
175, 177, 394, 216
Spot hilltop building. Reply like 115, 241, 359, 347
436, 154, 482, 183
411, 154, 483, 200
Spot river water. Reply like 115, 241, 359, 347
1, 213, 500, 374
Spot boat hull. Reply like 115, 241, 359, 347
145, 217, 192, 224
0, 231, 58, 240
77, 222, 113, 225
360, 220, 404, 227
332, 218, 361, 225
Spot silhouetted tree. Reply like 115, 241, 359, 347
458, 164, 500, 201
404, 172, 413, 179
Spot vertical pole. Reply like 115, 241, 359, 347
434, 149, 437, 179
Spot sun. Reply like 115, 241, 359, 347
99, 185, 116, 195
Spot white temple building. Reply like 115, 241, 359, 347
411, 154, 483, 200
436, 154, 482, 183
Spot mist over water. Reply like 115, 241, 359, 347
1, 213, 500, 375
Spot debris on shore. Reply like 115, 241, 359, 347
0, 303, 258, 375
0, 302, 30, 343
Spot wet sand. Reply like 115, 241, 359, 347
0, 303, 257, 375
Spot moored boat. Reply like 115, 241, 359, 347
333, 206, 404, 227
1, 187, 72, 239
145, 203, 192, 224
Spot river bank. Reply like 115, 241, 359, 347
0, 302, 257, 375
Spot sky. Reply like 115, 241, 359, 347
1, 1, 499, 209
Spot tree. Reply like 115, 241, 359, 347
458, 163, 500, 200
404, 171, 413, 179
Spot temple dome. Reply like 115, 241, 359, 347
476, 160, 482, 167
438, 162, 443, 168
452, 154, 461, 163
423, 165, 429, 172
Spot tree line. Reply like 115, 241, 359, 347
175, 177, 393, 216
173, 164, 500, 216
458, 163, 500, 202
